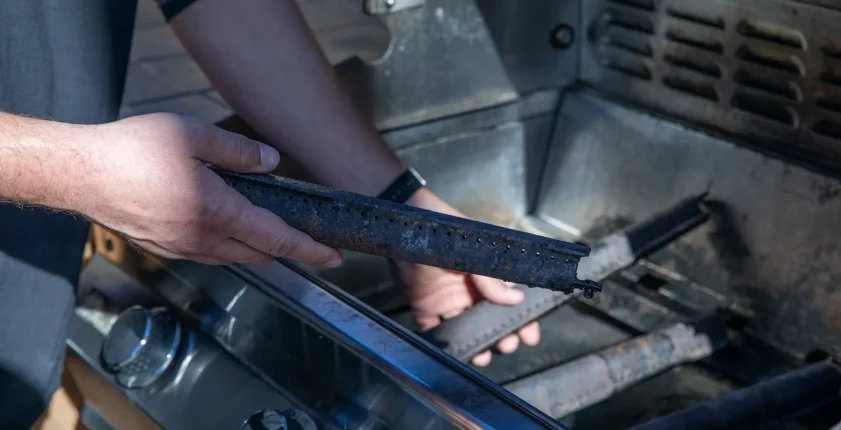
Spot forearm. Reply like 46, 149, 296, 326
0, 112, 90, 211
170, 0, 404, 196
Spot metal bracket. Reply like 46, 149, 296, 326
365, 0, 425, 15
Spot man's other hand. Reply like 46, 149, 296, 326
394, 189, 541, 367
76, 113, 342, 267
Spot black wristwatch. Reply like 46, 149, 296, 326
377, 167, 427, 204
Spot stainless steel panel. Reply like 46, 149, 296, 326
133, 256, 565, 429
476, 0, 581, 94
580, 0, 841, 171
336, 0, 518, 130
69, 256, 297, 430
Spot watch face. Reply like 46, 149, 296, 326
407, 167, 427, 187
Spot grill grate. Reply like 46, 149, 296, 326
582, 0, 841, 167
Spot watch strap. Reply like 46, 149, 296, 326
377, 167, 426, 203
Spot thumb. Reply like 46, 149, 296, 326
471, 275, 524, 306
195, 126, 280, 173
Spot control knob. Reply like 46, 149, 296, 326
241, 409, 318, 430
101, 305, 182, 388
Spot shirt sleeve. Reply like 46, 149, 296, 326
155, 0, 201, 22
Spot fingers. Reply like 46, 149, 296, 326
518, 321, 541, 346
232, 205, 343, 267
470, 275, 524, 306
416, 314, 442, 332
411, 286, 473, 324
194, 126, 280, 174
209, 239, 275, 266
471, 322, 540, 367
471, 350, 492, 367
497, 334, 520, 354
131, 238, 233, 266
414, 288, 473, 331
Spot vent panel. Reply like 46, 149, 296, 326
607, 0, 655, 12
665, 28, 723, 54
665, 6, 725, 30
583, 0, 841, 167
735, 20, 806, 51
663, 52, 722, 78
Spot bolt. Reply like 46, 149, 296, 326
551, 24, 575, 50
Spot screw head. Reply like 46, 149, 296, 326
551, 24, 575, 50
385, 0, 396, 7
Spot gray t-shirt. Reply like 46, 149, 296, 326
0, 1, 137, 427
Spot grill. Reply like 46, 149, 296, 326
65, 0, 841, 429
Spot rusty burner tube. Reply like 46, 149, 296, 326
423, 193, 709, 362
213, 169, 600, 296
628, 361, 841, 430
504, 316, 727, 418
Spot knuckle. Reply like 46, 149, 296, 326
237, 134, 260, 167
269, 234, 298, 258
199, 197, 234, 229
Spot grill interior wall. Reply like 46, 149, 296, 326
538, 0, 841, 360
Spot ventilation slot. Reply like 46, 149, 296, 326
816, 97, 841, 114
664, 54, 722, 78
607, 0, 655, 11
804, 349, 833, 364
603, 56, 652, 80
736, 20, 806, 51
736, 46, 805, 76
638, 273, 670, 290
663, 75, 718, 102
821, 71, 841, 88
607, 13, 655, 35
731, 91, 796, 126
813, 120, 841, 140
665, 28, 723, 54
666, 6, 725, 30
733, 69, 800, 101
603, 36, 653, 57
822, 41, 841, 60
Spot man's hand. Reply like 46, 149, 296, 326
165, 0, 538, 364
395, 189, 541, 367
74, 113, 342, 267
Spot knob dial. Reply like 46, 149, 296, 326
101, 306, 182, 388
240, 409, 318, 430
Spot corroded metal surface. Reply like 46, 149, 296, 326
423, 194, 707, 362
538, 91, 841, 358
628, 362, 841, 430
214, 169, 600, 296
505, 321, 721, 418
